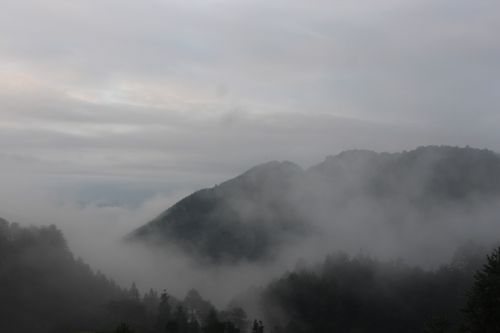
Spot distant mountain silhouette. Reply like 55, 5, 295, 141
130, 161, 308, 263
128, 146, 500, 264
307, 146, 500, 208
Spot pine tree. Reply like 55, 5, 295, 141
129, 282, 140, 301
175, 305, 189, 333
143, 288, 160, 315
157, 290, 172, 331
463, 247, 500, 332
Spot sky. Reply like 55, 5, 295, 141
1, 0, 500, 265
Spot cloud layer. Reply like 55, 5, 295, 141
1, 0, 499, 183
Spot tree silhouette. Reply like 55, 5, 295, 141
143, 288, 160, 316
157, 290, 172, 331
463, 247, 500, 332
184, 288, 214, 324
173, 305, 189, 333
129, 282, 140, 301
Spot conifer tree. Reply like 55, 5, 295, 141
129, 282, 140, 301
463, 247, 500, 332
157, 290, 172, 331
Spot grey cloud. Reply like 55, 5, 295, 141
1, 0, 499, 125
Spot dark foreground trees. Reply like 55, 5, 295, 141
0, 219, 249, 333
254, 250, 486, 333
0, 219, 126, 333
463, 247, 500, 333
106, 288, 248, 333
3, 218, 500, 333
105, 246, 500, 333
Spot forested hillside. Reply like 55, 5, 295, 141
129, 146, 500, 264
0, 218, 127, 332
255, 252, 480, 332
0, 219, 247, 333
1, 221, 499, 332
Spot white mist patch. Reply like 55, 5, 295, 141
0, 173, 290, 306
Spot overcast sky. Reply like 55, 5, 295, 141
1, 0, 500, 214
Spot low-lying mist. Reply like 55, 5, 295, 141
2, 146, 499, 311
0, 173, 294, 306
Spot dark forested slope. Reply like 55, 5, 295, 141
0, 218, 251, 333
245, 247, 490, 333
129, 146, 500, 264
0, 218, 127, 333
130, 161, 307, 263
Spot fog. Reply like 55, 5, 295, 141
1, 1, 500, 331
0, 171, 299, 306
2, 147, 500, 311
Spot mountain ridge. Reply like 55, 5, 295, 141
129, 146, 500, 264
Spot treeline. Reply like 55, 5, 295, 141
255, 246, 499, 333
2, 218, 499, 332
0, 219, 253, 333
0, 218, 126, 332
105, 286, 249, 333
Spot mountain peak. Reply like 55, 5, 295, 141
234, 160, 303, 184
129, 145, 500, 264
324, 149, 378, 164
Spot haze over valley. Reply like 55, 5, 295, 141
1, 0, 500, 332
